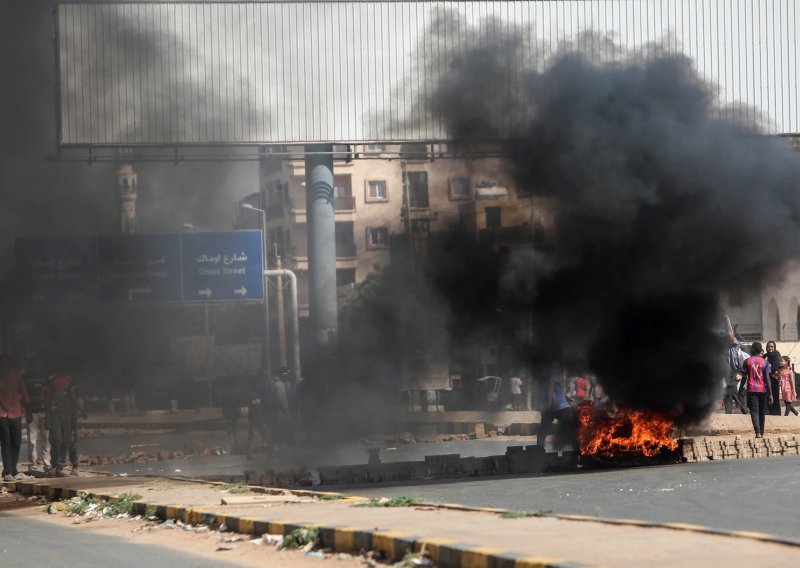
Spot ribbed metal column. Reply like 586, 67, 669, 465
305, 145, 338, 347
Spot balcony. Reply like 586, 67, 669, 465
334, 196, 356, 211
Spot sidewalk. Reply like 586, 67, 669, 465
6, 475, 800, 567
79, 409, 225, 431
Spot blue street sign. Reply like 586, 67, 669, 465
97, 234, 182, 303
14, 236, 98, 302
180, 230, 264, 302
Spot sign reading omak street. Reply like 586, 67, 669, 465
181, 231, 264, 302
15, 231, 264, 303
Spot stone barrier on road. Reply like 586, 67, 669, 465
235, 445, 578, 488
681, 435, 800, 461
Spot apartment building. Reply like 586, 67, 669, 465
236, 145, 546, 317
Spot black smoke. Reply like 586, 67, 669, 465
419, 13, 800, 424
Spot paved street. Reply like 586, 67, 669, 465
0, 513, 227, 568
346, 455, 800, 540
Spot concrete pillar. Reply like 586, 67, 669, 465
304, 145, 338, 347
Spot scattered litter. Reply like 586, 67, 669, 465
262, 534, 284, 546
306, 551, 324, 557
183, 524, 194, 531
174, 469, 182, 473
218, 523, 229, 533
215, 544, 236, 552
223, 536, 242, 543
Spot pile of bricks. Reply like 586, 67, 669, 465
681, 435, 800, 461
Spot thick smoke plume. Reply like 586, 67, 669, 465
419, 14, 800, 424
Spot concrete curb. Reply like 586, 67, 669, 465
6, 478, 800, 566
2, 478, 582, 567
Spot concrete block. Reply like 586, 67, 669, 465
459, 457, 477, 476
491, 455, 510, 475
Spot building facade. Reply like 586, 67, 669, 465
237, 145, 549, 318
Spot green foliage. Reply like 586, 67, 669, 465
499, 509, 552, 519
220, 483, 251, 494
316, 493, 345, 501
354, 496, 420, 508
144, 505, 158, 519
278, 527, 319, 550
105, 493, 142, 516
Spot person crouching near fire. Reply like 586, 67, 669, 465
738, 342, 774, 438
536, 360, 578, 449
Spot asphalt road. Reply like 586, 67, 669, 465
345, 455, 800, 540
0, 513, 231, 568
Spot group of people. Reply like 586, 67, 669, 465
727, 335, 798, 438
0, 356, 86, 480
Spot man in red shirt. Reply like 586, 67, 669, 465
0, 356, 30, 481
45, 369, 86, 476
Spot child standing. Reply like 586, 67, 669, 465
779, 356, 798, 416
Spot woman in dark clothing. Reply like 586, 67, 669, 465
765, 341, 783, 415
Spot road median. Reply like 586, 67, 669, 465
4, 475, 800, 567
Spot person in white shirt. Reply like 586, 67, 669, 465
509, 376, 524, 410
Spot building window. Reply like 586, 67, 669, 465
405, 171, 430, 208
449, 177, 471, 200
333, 175, 352, 199
364, 144, 385, 153
365, 179, 388, 202
367, 227, 390, 249
485, 206, 501, 229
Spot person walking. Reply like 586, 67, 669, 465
45, 369, 85, 477
24, 359, 50, 471
245, 370, 271, 460
778, 356, 799, 416
764, 341, 783, 415
509, 375, 524, 410
269, 367, 297, 462
739, 342, 774, 438
724, 331, 749, 414
0, 357, 30, 480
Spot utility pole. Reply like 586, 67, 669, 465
276, 255, 287, 368
401, 160, 415, 280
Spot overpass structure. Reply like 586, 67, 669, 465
56, 0, 799, 158
53, 0, 800, 364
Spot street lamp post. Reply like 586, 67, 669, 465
240, 203, 271, 377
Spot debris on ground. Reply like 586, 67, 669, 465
57, 492, 142, 518
278, 527, 319, 551
355, 496, 421, 508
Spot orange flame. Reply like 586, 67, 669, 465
577, 401, 678, 457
